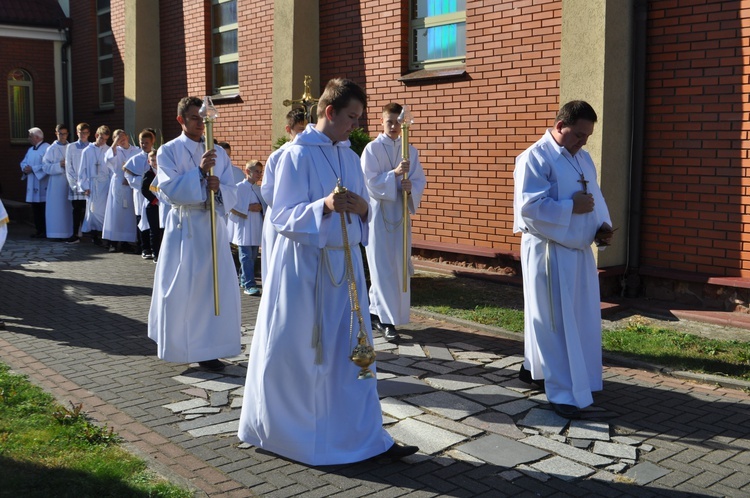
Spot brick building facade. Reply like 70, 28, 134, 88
0, 0, 66, 203
2, 0, 750, 307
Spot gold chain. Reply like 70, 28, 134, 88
333, 180, 376, 380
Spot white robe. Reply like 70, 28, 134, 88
259, 141, 292, 285
20, 143, 50, 203
65, 140, 89, 201
513, 130, 611, 409
103, 145, 140, 242
124, 151, 151, 230
41, 141, 73, 238
80, 144, 111, 232
238, 125, 393, 466
362, 134, 426, 326
227, 180, 263, 247
0, 200, 8, 252
147, 133, 241, 363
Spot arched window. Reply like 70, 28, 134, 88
8, 69, 34, 143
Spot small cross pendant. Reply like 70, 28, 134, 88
578, 173, 588, 193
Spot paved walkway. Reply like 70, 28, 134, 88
1, 225, 749, 497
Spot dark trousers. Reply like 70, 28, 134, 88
71, 200, 86, 236
31, 201, 46, 236
136, 215, 152, 255
144, 206, 162, 259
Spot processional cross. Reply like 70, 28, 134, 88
283, 75, 319, 122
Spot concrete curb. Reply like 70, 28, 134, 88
411, 308, 750, 392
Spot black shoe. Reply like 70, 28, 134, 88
64, 235, 80, 244
30, 232, 45, 238
380, 324, 400, 342
378, 442, 419, 461
550, 402, 581, 419
370, 314, 381, 329
198, 359, 226, 372
518, 365, 545, 388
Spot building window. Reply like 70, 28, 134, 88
8, 69, 33, 143
212, 0, 238, 94
410, 0, 466, 70
97, 0, 114, 107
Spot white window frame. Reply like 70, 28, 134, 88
8, 69, 34, 144
211, 0, 239, 95
97, 0, 114, 108
409, 1, 467, 70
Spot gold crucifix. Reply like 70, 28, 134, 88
283, 75, 319, 123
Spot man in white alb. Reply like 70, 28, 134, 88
513, 100, 614, 419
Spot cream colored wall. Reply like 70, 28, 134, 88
561, 0, 633, 267
123, 0, 163, 137
271, 0, 320, 143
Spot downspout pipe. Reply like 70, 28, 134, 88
625, 0, 648, 298
59, 18, 72, 129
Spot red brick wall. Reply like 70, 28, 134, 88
158, 0, 275, 164
0, 38, 58, 202
319, 0, 561, 252
642, 0, 748, 278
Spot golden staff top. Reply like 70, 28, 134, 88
398, 105, 414, 293
283, 75, 319, 122
199, 96, 220, 316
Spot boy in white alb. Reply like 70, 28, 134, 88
260, 108, 307, 285
147, 96, 241, 372
80, 125, 112, 246
227, 161, 264, 296
41, 124, 73, 240
64, 123, 91, 244
362, 103, 426, 342
238, 78, 417, 466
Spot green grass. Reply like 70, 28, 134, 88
0, 363, 192, 498
411, 272, 525, 333
603, 318, 750, 381
411, 271, 750, 382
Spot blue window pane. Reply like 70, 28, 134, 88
413, 22, 465, 62
414, 0, 465, 18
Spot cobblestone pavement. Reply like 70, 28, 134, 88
1, 226, 749, 497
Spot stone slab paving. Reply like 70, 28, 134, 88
530, 456, 596, 481
2, 229, 750, 496
381, 397, 425, 419
387, 418, 467, 455
517, 407, 569, 435
568, 419, 611, 441
404, 391, 485, 420
456, 434, 549, 468
422, 373, 490, 391
593, 441, 638, 460
523, 435, 614, 467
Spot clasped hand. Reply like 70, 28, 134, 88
394, 159, 410, 177
595, 222, 615, 246
324, 189, 368, 218
200, 149, 220, 192
572, 190, 594, 214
